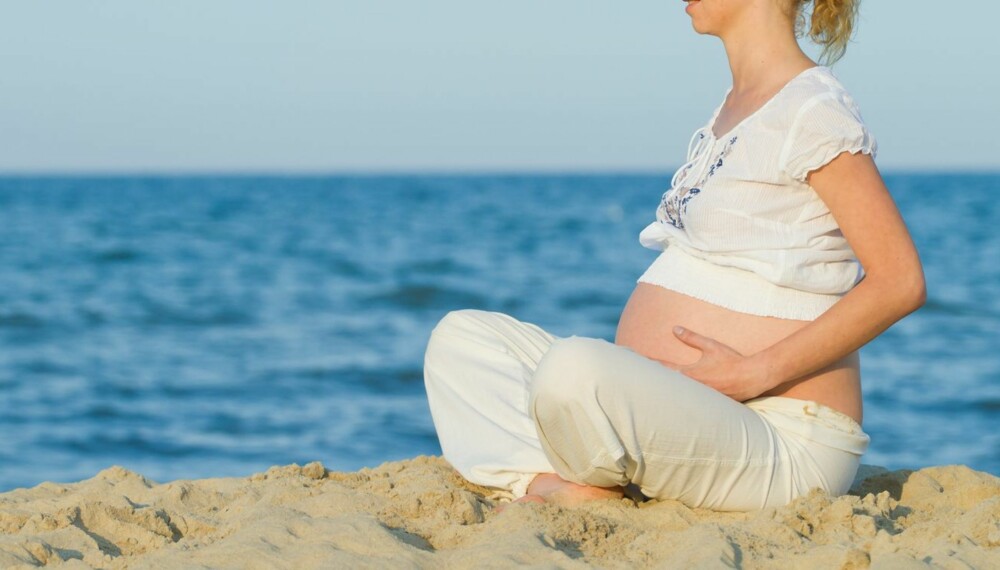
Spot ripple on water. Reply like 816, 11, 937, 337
0, 310, 46, 329
91, 247, 143, 263
360, 284, 489, 311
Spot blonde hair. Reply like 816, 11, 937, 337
790, 0, 861, 65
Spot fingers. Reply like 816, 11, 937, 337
672, 326, 713, 351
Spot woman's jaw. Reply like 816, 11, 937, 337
682, 0, 793, 42
683, 0, 725, 36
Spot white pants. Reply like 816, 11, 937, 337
423, 309, 871, 512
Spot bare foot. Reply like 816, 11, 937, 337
497, 473, 624, 512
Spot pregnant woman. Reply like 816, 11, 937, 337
424, 0, 926, 511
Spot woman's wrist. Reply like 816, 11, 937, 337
747, 349, 785, 395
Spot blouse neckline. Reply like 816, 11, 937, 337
708, 65, 827, 141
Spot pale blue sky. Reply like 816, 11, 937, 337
0, 1, 996, 173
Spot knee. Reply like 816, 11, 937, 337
529, 337, 630, 487
529, 336, 611, 417
424, 309, 500, 392
426, 309, 486, 356
429, 309, 488, 340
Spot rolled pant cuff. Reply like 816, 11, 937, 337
509, 472, 539, 500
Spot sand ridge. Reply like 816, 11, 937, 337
1, 458, 998, 568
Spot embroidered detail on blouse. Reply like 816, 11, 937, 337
657, 135, 738, 229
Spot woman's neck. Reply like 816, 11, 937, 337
718, 7, 815, 94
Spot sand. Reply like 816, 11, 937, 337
1, 458, 998, 569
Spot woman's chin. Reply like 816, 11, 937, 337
688, 20, 712, 36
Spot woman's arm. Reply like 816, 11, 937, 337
661, 151, 927, 401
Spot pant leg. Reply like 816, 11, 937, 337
423, 309, 559, 498
529, 336, 867, 511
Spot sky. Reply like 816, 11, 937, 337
0, 1, 996, 173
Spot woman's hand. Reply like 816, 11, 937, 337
656, 326, 770, 402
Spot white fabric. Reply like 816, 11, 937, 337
424, 309, 871, 511
423, 309, 558, 499
638, 65, 878, 320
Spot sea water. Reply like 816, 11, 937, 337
0, 173, 997, 491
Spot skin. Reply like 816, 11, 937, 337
506, 0, 927, 509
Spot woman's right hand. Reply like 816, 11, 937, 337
655, 326, 772, 402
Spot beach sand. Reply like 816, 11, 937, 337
1, 457, 998, 569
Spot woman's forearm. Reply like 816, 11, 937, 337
751, 272, 926, 391
746, 150, 931, 393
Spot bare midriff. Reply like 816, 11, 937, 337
615, 282, 863, 425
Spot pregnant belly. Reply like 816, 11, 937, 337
615, 282, 863, 423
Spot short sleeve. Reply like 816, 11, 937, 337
779, 92, 878, 183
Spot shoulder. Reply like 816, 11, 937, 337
783, 67, 868, 127
777, 68, 878, 183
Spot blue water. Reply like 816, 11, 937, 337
0, 174, 997, 491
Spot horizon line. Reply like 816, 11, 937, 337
1, 166, 999, 178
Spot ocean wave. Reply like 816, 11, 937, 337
91, 247, 143, 263
0, 310, 46, 329
361, 284, 488, 311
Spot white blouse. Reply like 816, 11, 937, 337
637, 65, 878, 320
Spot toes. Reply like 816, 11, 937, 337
495, 494, 546, 513
515, 495, 546, 505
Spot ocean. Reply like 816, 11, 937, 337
0, 173, 997, 491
